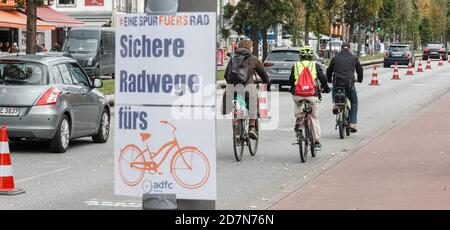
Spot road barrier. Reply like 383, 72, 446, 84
258, 84, 269, 118
406, 62, 414, 76
417, 58, 424, 72
369, 65, 380, 86
392, 62, 400, 80
426, 59, 432, 70
0, 127, 25, 196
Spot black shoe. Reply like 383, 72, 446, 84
249, 127, 258, 140
349, 124, 358, 133
314, 142, 322, 151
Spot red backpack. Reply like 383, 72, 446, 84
295, 62, 316, 97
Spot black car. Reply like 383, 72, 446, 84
384, 44, 415, 68
62, 27, 115, 79
423, 43, 448, 61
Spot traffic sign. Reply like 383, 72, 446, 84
114, 13, 217, 201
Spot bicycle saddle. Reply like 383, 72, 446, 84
140, 133, 151, 142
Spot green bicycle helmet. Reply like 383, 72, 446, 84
299, 46, 314, 58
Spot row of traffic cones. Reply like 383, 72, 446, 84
370, 55, 448, 86
0, 127, 24, 195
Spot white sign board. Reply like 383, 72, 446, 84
115, 13, 216, 106
114, 13, 216, 200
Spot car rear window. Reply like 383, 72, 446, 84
0, 61, 48, 85
389, 46, 409, 52
266, 50, 300, 62
427, 44, 444, 49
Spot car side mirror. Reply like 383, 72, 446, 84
93, 78, 103, 88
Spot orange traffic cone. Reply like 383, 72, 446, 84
438, 55, 444, 66
406, 62, 414, 75
426, 58, 432, 69
258, 84, 270, 119
392, 62, 400, 80
0, 127, 25, 195
369, 65, 380, 86
417, 58, 424, 72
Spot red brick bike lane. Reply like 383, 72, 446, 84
270, 91, 450, 210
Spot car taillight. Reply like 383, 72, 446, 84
384, 51, 389, 58
36, 87, 62, 106
424, 48, 429, 52
439, 48, 444, 52
264, 62, 274, 67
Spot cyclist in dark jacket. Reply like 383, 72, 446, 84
223, 39, 270, 140
326, 42, 363, 133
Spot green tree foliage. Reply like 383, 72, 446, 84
420, 16, 433, 45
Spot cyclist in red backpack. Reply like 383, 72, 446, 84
289, 46, 330, 151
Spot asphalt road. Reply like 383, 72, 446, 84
1, 60, 450, 210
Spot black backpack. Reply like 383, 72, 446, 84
227, 53, 251, 84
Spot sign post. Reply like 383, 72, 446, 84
114, 0, 217, 210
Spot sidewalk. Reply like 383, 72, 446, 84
270, 91, 450, 210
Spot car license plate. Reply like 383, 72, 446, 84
278, 69, 291, 74
0, 107, 19, 116
431, 52, 438, 55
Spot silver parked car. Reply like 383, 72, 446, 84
263, 47, 326, 90
0, 54, 110, 153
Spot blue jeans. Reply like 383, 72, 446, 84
332, 86, 358, 124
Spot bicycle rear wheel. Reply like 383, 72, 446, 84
338, 113, 345, 139
308, 119, 316, 158
233, 119, 245, 161
345, 108, 351, 136
248, 119, 259, 156
300, 120, 308, 163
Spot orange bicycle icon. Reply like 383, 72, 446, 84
118, 120, 210, 189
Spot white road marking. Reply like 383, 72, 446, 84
409, 84, 436, 87
15, 167, 72, 184
84, 199, 141, 208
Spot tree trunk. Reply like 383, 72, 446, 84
304, 10, 310, 45
26, 0, 37, 54
251, 26, 259, 57
348, 4, 356, 43
262, 29, 268, 61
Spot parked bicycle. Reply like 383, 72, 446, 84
293, 100, 316, 163
334, 87, 351, 139
118, 120, 210, 189
232, 94, 259, 161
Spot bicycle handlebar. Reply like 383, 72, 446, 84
160, 120, 177, 132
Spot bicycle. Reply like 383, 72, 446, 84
334, 87, 351, 139
232, 94, 259, 162
118, 120, 210, 189
293, 100, 316, 163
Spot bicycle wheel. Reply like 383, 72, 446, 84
248, 118, 259, 156
300, 120, 308, 163
345, 107, 351, 136
338, 113, 345, 139
308, 118, 316, 158
233, 119, 245, 161
171, 147, 210, 189
118, 144, 145, 186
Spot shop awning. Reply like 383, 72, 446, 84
0, 10, 55, 30
37, 7, 84, 28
